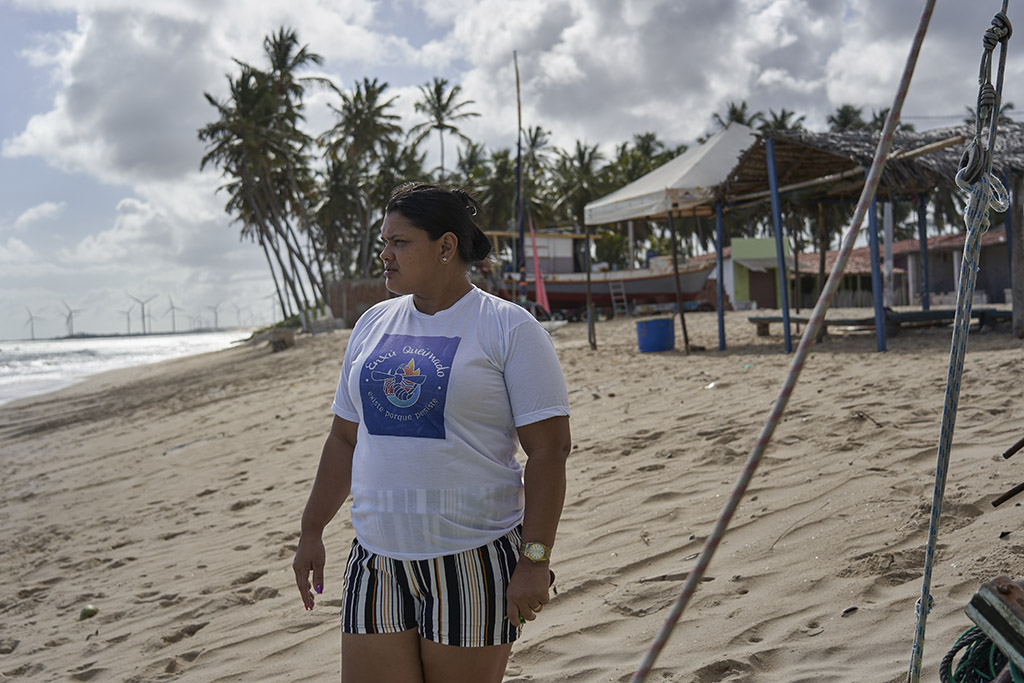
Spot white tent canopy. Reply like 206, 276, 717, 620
584, 124, 758, 226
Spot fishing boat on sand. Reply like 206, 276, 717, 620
483, 231, 714, 316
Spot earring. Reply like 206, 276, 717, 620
442, 256, 448, 263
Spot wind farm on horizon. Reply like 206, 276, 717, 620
12, 292, 269, 342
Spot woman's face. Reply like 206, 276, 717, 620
379, 211, 443, 296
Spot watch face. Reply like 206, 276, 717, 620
523, 543, 548, 561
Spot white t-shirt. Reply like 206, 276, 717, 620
332, 286, 570, 560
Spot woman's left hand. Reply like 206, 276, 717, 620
506, 560, 552, 623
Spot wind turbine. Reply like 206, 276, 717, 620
127, 293, 157, 335
24, 307, 43, 340
165, 295, 185, 333
206, 301, 223, 330
230, 302, 245, 328
61, 299, 85, 337
116, 305, 134, 335
264, 291, 280, 324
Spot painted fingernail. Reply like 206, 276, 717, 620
315, 584, 322, 594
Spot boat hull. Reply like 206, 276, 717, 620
500, 266, 714, 310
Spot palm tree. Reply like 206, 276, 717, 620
712, 100, 764, 129
827, 104, 868, 132
481, 148, 517, 233
964, 100, 1016, 127
869, 107, 915, 132
550, 141, 606, 230
455, 141, 489, 193
760, 108, 806, 132
408, 77, 480, 182
318, 77, 404, 277
199, 28, 328, 327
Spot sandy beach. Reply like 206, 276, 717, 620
1, 308, 1022, 682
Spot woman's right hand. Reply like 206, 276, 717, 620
292, 534, 326, 610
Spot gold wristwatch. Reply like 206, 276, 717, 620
520, 541, 551, 563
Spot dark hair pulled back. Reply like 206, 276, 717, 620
385, 183, 492, 264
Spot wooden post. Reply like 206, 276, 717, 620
585, 222, 596, 350
627, 220, 635, 270
765, 137, 793, 353
868, 198, 887, 352
816, 202, 826, 344
715, 203, 726, 351
1012, 174, 1024, 338
668, 211, 691, 353
917, 195, 931, 310
883, 201, 894, 308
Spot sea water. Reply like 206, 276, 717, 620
0, 331, 253, 407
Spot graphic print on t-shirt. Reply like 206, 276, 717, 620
359, 333, 460, 439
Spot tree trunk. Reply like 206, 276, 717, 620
258, 189, 312, 330
1012, 174, 1024, 338
259, 234, 289, 321
439, 128, 445, 183
258, 165, 322, 308
285, 163, 331, 304
358, 199, 373, 279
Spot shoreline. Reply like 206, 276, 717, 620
0, 329, 258, 408
1, 311, 1021, 682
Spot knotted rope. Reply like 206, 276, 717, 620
628, 2, 938, 680
907, 6, 1011, 682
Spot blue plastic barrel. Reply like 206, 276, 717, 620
636, 318, 674, 352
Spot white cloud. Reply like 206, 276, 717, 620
13, 201, 68, 231
0, 237, 35, 264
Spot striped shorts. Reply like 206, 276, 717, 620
340, 526, 523, 647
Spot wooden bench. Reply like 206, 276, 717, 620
750, 308, 1011, 338
749, 314, 877, 337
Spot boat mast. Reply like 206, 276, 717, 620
514, 52, 527, 306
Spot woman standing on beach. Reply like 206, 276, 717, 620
293, 183, 572, 682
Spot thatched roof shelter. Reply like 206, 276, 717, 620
720, 121, 1024, 207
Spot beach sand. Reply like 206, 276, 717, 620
1, 309, 1022, 682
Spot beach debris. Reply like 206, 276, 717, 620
162, 432, 225, 457
842, 606, 858, 617
704, 382, 717, 389
79, 604, 99, 621
267, 328, 295, 352
1000, 531, 1011, 539
1001, 434, 1024, 459
853, 410, 884, 428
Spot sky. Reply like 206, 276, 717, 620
1, 0, 1021, 340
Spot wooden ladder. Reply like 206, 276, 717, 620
609, 280, 629, 318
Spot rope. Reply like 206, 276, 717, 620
907, 6, 1011, 681
627, 2, 938, 680
939, 627, 1024, 683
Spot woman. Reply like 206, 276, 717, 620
293, 183, 572, 682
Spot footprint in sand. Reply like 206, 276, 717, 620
232, 570, 267, 586
159, 622, 208, 646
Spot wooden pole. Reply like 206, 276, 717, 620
917, 195, 931, 310
668, 212, 691, 353
816, 203, 826, 344
715, 203, 726, 351
1012, 174, 1024, 338
585, 223, 596, 350
868, 198, 887, 352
